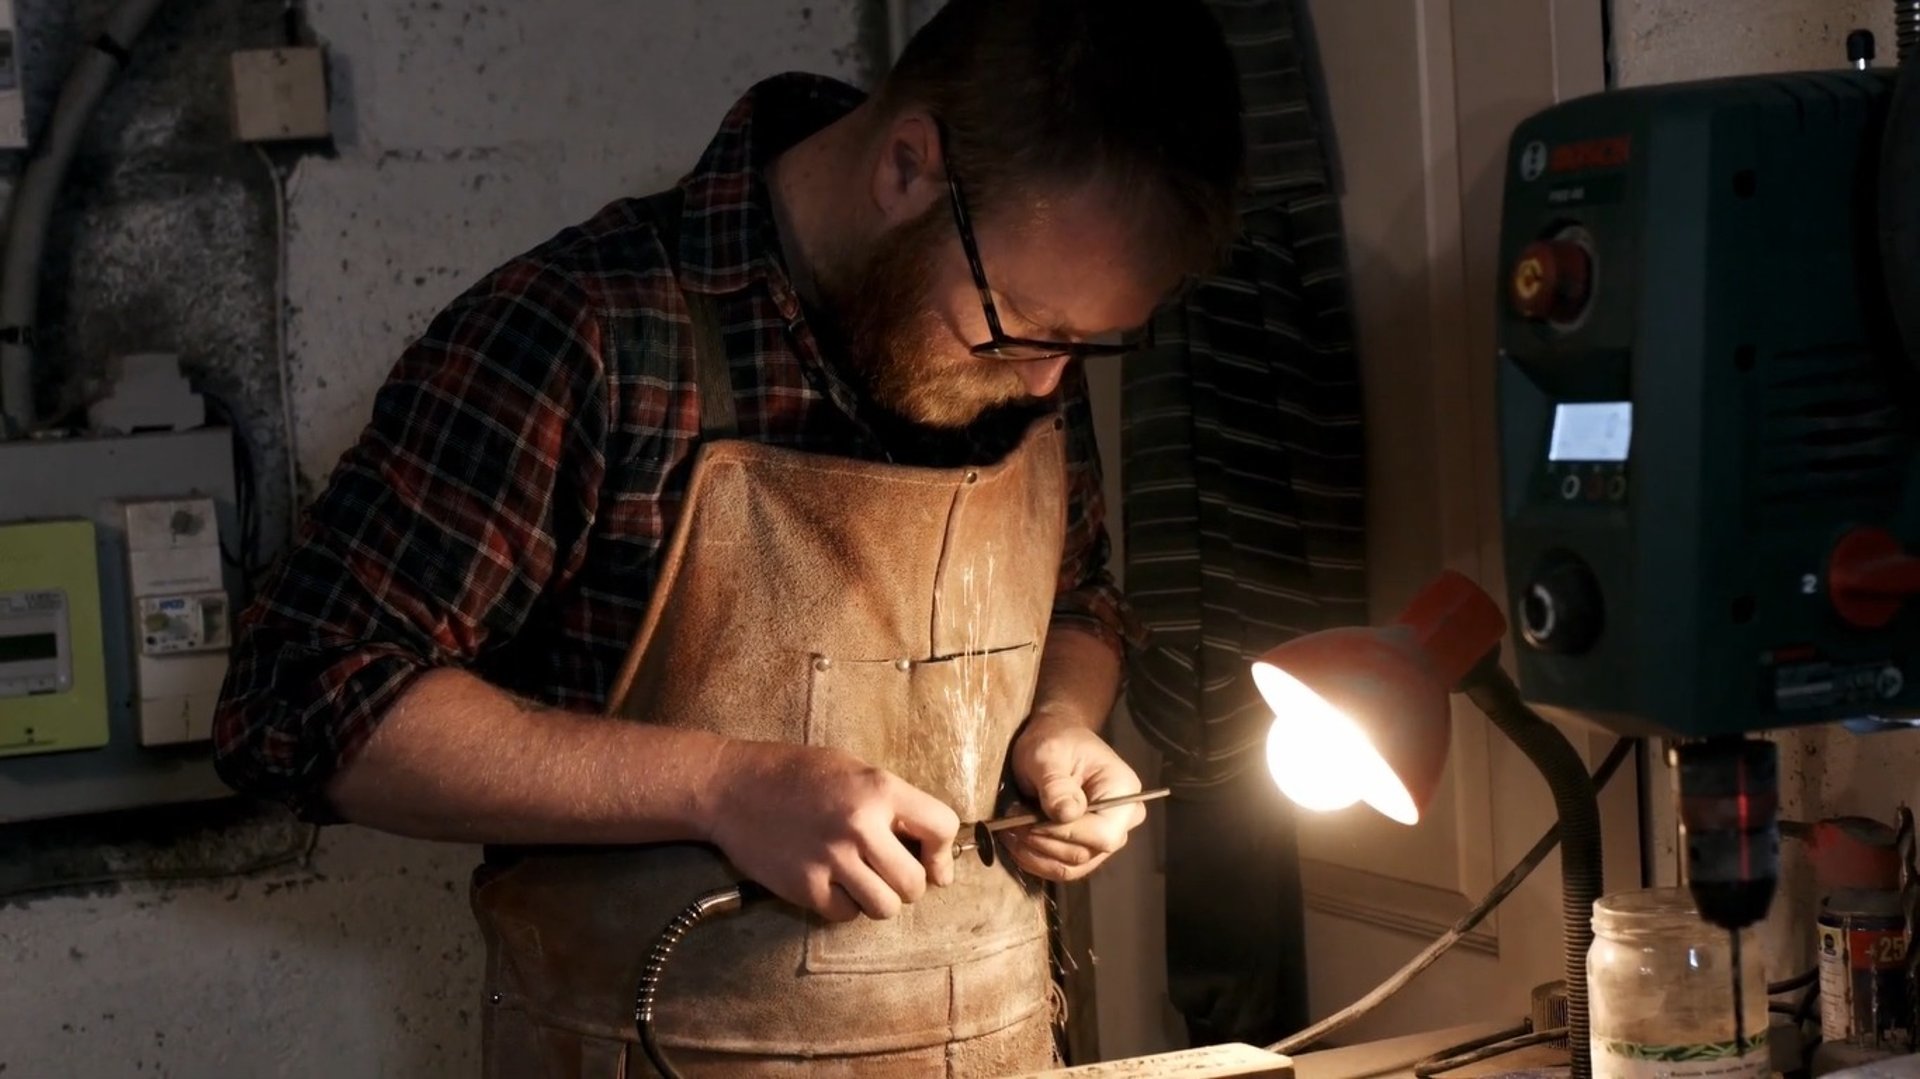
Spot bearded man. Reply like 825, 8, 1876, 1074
213, 1, 1244, 1073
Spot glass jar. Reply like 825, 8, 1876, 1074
1588, 888, 1770, 1079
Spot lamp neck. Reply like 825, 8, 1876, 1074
1460, 657, 1604, 1079
1392, 572, 1507, 687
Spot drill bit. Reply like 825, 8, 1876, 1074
1730, 928, 1746, 1065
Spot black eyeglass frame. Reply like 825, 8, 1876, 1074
938, 126, 1154, 362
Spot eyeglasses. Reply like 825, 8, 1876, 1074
939, 129, 1154, 363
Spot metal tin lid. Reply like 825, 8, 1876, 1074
1820, 888, 1906, 920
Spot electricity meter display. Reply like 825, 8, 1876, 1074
0, 589, 73, 699
0, 632, 57, 662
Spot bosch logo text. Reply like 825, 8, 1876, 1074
1549, 136, 1631, 174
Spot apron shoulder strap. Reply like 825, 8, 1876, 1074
639, 188, 739, 441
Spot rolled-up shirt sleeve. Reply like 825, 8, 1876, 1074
212, 259, 609, 820
1050, 363, 1146, 656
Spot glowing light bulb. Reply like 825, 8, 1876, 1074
1254, 662, 1421, 826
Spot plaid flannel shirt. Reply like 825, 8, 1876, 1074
212, 73, 1138, 818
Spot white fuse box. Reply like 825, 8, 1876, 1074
122, 498, 231, 746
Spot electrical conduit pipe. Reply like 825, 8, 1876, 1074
0, 0, 169, 435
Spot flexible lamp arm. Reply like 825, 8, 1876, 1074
1459, 654, 1603, 1079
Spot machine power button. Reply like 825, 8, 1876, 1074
1559, 474, 1583, 500
1512, 238, 1592, 324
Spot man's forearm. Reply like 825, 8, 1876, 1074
325, 667, 729, 845
1029, 624, 1124, 733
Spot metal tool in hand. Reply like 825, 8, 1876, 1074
953, 788, 1171, 866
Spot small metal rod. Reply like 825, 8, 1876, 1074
979, 788, 1172, 836
953, 788, 1171, 857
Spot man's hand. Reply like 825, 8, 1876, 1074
703, 741, 961, 923
1004, 712, 1146, 881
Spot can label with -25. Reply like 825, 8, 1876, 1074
1818, 890, 1911, 1047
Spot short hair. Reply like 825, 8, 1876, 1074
879, 0, 1246, 276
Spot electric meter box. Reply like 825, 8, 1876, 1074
0, 520, 110, 756
0, 429, 242, 823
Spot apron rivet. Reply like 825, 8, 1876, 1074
489, 992, 502, 1005
895, 659, 912, 672
814, 657, 833, 672
964, 471, 979, 484
1053, 416, 1065, 430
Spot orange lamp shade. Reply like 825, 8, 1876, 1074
1252, 572, 1507, 825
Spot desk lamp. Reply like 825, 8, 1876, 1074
1253, 571, 1602, 1079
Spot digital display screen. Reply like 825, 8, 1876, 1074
0, 633, 56, 664
1549, 402, 1633, 462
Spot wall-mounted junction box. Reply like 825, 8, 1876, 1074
124, 498, 231, 747
230, 46, 330, 143
0, 520, 110, 757
0, 429, 242, 823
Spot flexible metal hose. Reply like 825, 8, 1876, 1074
634, 881, 773, 1079
1461, 658, 1603, 1079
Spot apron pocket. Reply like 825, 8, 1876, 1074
802, 645, 1048, 974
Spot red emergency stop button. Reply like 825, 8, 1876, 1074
1511, 239, 1592, 323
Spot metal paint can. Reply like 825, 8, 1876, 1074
1817, 889, 1911, 1048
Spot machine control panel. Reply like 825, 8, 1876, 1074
1542, 400, 1632, 504
1497, 69, 1913, 738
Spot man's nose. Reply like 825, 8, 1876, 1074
1015, 355, 1070, 397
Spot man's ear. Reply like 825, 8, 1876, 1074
870, 108, 946, 228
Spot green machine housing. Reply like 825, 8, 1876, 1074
1497, 69, 1920, 740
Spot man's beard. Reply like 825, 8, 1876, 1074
815, 206, 1031, 430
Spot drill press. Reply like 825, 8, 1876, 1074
1497, 33, 1920, 1067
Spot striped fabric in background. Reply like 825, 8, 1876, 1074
1122, 0, 1369, 793
1120, 0, 1369, 1048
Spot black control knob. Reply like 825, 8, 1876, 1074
1521, 552, 1604, 655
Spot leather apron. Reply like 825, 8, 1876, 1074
470, 243, 1069, 1077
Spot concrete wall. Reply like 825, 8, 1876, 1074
1614, 0, 1897, 86
0, 2, 874, 1075
1610, 0, 1914, 994
284, 0, 879, 487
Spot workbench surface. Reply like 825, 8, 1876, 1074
1017, 1021, 1564, 1079
1291, 1021, 1566, 1079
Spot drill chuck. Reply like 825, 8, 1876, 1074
1673, 739, 1781, 931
